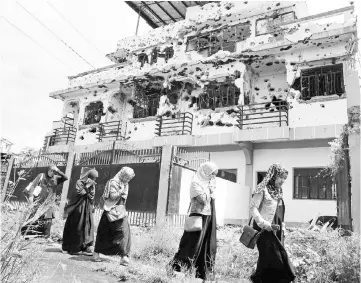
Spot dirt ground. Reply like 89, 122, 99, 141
29, 239, 248, 283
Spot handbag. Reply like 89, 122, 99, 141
239, 191, 265, 249
239, 219, 263, 249
106, 204, 127, 222
184, 203, 202, 232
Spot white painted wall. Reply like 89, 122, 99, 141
210, 150, 245, 183
178, 168, 249, 226
289, 98, 348, 128
253, 146, 337, 224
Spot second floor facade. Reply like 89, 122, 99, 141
46, 2, 358, 151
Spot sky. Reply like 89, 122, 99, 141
0, 0, 355, 153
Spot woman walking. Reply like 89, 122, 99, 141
168, 162, 218, 282
93, 167, 135, 265
62, 168, 98, 255
249, 163, 296, 283
21, 165, 68, 242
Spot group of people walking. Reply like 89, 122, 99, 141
22, 161, 296, 283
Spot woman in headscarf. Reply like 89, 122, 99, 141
21, 165, 68, 242
249, 163, 296, 283
168, 161, 218, 282
93, 167, 135, 265
62, 168, 98, 255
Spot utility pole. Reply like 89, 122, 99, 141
135, 3, 141, 35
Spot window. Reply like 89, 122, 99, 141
294, 168, 336, 200
186, 23, 251, 56
300, 64, 344, 100
198, 83, 240, 110
256, 11, 295, 36
133, 93, 159, 119
84, 101, 103, 125
139, 47, 174, 67
217, 169, 237, 183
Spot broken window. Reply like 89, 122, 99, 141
133, 92, 160, 119
294, 168, 335, 200
198, 83, 240, 110
139, 47, 174, 67
84, 101, 103, 125
300, 64, 344, 100
186, 22, 251, 56
256, 11, 295, 36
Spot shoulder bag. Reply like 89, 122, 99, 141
106, 198, 127, 222
184, 203, 202, 232
239, 192, 265, 249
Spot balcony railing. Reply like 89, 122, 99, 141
155, 112, 193, 137
236, 103, 289, 130
49, 127, 77, 146
97, 121, 126, 142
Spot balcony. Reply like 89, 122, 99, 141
155, 112, 193, 137
236, 103, 289, 130
49, 127, 77, 146
97, 121, 126, 142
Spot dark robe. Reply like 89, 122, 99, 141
62, 179, 95, 254
94, 202, 131, 256
250, 199, 296, 283
170, 199, 217, 280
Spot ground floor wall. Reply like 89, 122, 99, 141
253, 143, 337, 225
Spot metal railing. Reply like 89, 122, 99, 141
97, 121, 126, 142
49, 127, 77, 146
155, 112, 193, 137
236, 102, 289, 130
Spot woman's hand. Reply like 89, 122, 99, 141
263, 221, 273, 231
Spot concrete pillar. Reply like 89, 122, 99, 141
238, 142, 254, 219
59, 146, 76, 217
156, 145, 175, 226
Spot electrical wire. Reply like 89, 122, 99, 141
0, 15, 75, 71
16, 1, 96, 69
46, 1, 105, 57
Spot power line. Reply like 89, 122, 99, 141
0, 15, 75, 71
16, 1, 96, 69
47, 1, 105, 57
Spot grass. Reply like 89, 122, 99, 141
2, 202, 360, 283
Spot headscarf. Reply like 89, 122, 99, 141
79, 167, 98, 182
190, 161, 218, 198
102, 167, 135, 200
254, 163, 288, 200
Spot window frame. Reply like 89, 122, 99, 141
300, 63, 345, 100
83, 101, 104, 126
186, 22, 251, 56
256, 11, 296, 36
293, 167, 336, 200
198, 82, 240, 110
217, 168, 238, 183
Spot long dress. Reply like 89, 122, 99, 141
250, 199, 296, 283
94, 176, 132, 257
170, 199, 217, 280
94, 209, 131, 256
62, 180, 95, 254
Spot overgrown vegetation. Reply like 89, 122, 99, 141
2, 202, 360, 283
